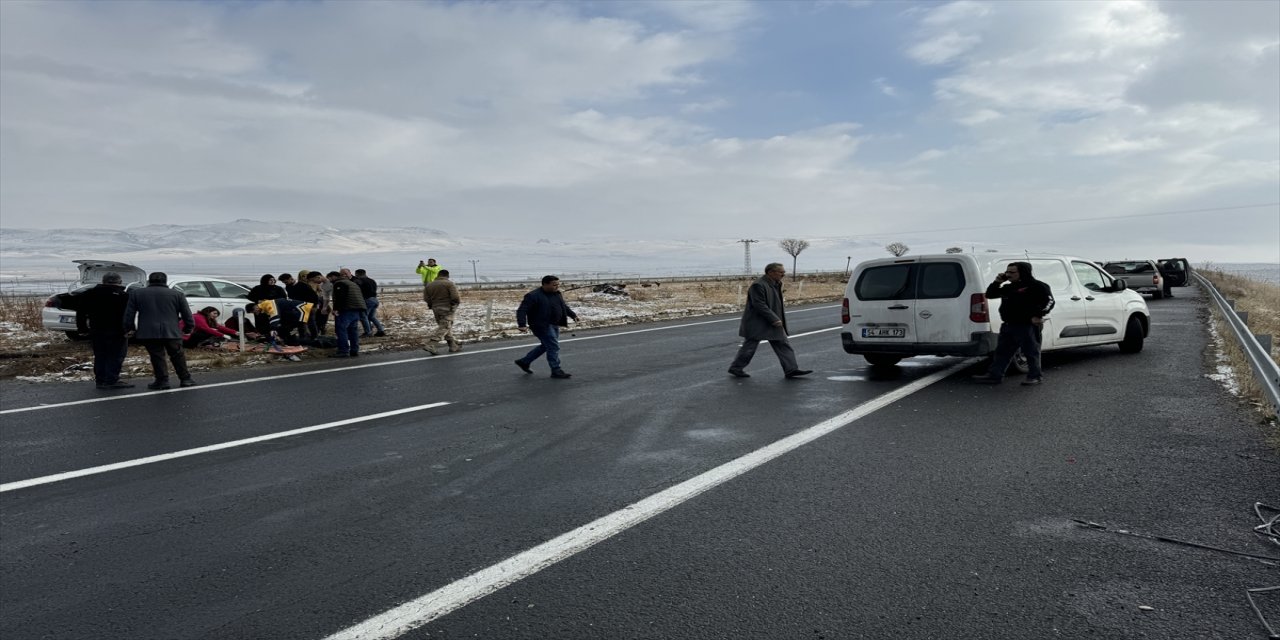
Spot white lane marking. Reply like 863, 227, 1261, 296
0, 402, 451, 493
0, 305, 839, 415
322, 360, 973, 640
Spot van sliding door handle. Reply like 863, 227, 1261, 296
887, 304, 909, 310
1085, 296, 1095, 301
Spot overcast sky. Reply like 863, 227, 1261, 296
1, 0, 1277, 262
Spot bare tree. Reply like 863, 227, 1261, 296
885, 242, 910, 257
778, 238, 810, 274
945, 246, 964, 254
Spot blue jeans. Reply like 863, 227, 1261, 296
361, 297, 384, 334
519, 326, 562, 371
335, 310, 362, 355
987, 322, 1042, 380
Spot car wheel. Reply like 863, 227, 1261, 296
1007, 348, 1030, 375
1119, 316, 1144, 353
864, 354, 903, 367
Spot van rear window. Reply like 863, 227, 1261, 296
855, 262, 967, 300
855, 265, 913, 300
917, 263, 964, 299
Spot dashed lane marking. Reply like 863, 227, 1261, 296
0, 402, 451, 493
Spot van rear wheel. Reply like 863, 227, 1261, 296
864, 354, 903, 367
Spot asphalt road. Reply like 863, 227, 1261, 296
1, 285, 1277, 640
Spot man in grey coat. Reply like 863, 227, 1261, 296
124, 272, 196, 390
728, 262, 812, 379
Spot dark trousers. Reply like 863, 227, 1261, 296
730, 338, 799, 373
139, 338, 191, 383
987, 322, 1042, 380
90, 333, 128, 384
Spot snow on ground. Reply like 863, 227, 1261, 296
1204, 321, 1242, 396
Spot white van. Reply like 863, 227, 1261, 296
840, 253, 1150, 368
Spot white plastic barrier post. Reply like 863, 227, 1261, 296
234, 308, 246, 352
485, 299, 493, 331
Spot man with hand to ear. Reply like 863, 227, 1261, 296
973, 261, 1055, 386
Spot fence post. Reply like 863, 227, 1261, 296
234, 308, 246, 352
485, 299, 493, 331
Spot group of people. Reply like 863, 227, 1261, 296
74, 256, 876, 391
242, 268, 386, 358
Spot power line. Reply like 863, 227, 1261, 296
850, 202, 1280, 240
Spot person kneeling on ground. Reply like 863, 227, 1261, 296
184, 306, 239, 348
246, 298, 315, 346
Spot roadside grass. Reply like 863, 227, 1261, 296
1199, 268, 1280, 440
0, 275, 847, 382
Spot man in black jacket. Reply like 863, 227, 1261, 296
75, 272, 134, 389
514, 275, 579, 378
973, 261, 1055, 386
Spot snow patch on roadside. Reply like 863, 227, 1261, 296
1204, 321, 1241, 396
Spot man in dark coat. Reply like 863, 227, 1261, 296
329, 269, 367, 358
973, 261, 1055, 386
728, 262, 812, 379
75, 272, 134, 389
514, 275, 579, 378
124, 272, 196, 390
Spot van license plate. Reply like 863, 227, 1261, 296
863, 327, 905, 338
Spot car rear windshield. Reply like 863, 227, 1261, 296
855, 262, 966, 301
1103, 261, 1153, 274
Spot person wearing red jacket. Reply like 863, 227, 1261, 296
184, 306, 238, 347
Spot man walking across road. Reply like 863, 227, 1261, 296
422, 269, 462, 355
353, 268, 386, 338
76, 271, 134, 389
972, 261, 1055, 386
728, 262, 812, 379
124, 272, 196, 390
515, 275, 579, 379
329, 269, 366, 358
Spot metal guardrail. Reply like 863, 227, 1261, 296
1195, 272, 1280, 412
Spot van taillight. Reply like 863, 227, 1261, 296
969, 293, 989, 323
841, 298, 850, 324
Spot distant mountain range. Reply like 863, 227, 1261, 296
0, 219, 458, 259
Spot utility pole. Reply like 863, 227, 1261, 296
738, 239, 758, 275
468, 259, 479, 284
845, 256, 852, 276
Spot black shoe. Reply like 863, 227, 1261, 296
515, 360, 532, 374
107, 381, 135, 389
374, 331, 387, 337
179, 379, 197, 388
784, 369, 813, 378
971, 375, 1002, 384
350, 353, 359, 358
329, 353, 350, 358
1020, 378, 1042, 386
147, 381, 171, 390
95, 383, 111, 390
728, 369, 750, 378
359, 333, 372, 338
550, 370, 572, 379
